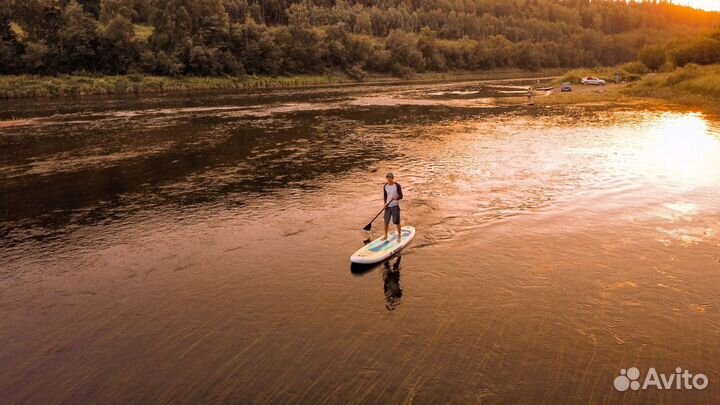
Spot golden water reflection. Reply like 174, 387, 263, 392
3, 84, 720, 404
635, 113, 720, 188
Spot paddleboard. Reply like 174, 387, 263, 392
351, 226, 415, 264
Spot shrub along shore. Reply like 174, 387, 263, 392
0, 74, 343, 98
0, 69, 562, 99
2, 64, 720, 116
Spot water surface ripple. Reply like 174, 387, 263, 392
1, 80, 720, 404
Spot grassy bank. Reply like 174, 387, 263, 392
538, 64, 720, 113
0, 74, 347, 98
0, 69, 564, 99
554, 62, 649, 85
623, 64, 720, 111
6, 65, 718, 112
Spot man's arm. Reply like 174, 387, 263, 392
396, 183, 403, 200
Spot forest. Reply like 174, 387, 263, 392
1, 0, 720, 78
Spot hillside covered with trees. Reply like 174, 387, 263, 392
1, 0, 720, 79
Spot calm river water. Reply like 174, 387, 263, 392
1, 79, 720, 404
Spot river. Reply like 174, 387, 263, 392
1, 78, 719, 404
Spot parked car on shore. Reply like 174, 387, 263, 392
560, 82, 573, 92
580, 76, 606, 85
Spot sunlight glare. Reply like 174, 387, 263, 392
638, 113, 720, 187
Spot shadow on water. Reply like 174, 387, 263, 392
350, 255, 403, 311
350, 261, 382, 276
382, 256, 403, 311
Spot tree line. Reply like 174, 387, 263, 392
1, 0, 719, 78
639, 28, 720, 70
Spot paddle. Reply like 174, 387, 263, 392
363, 201, 391, 231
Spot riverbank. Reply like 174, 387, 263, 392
0, 74, 342, 98
623, 64, 720, 112
5, 65, 719, 114
531, 64, 720, 113
492, 79, 632, 108
0, 69, 563, 99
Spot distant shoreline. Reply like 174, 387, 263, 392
0, 69, 564, 99
3, 65, 718, 116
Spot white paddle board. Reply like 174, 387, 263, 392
351, 226, 415, 264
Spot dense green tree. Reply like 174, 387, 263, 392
77, 0, 101, 17
324, 23, 351, 68
147, 0, 232, 74
21, 41, 50, 72
286, 2, 309, 29
188, 45, 222, 75
670, 36, 720, 66
514, 41, 542, 70
0, 2, 20, 73
100, 0, 137, 23
13, 1, 60, 72
274, 25, 325, 73
97, 15, 137, 73
224, 0, 249, 23
155, 50, 184, 76
232, 19, 282, 75
59, 1, 97, 71
385, 30, 425, 73
418, 27, 447, 71
639, 44, 666, 71
132, 0, 153, 22
3, 0, 720, 77
148, 0, 193, 52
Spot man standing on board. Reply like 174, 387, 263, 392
383, 172, 403, 242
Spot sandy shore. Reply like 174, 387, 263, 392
494, 82, 631, 107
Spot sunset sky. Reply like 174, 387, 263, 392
677, 0, 720, 11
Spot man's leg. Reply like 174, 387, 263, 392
395, 207, 402, 242
383, 208, 390, 240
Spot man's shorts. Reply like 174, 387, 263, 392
384, 206, 401, 225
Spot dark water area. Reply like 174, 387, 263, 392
1, 78, 720, 404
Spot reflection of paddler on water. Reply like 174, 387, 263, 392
382, 256, 403, 311
349, 252, 403, 311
